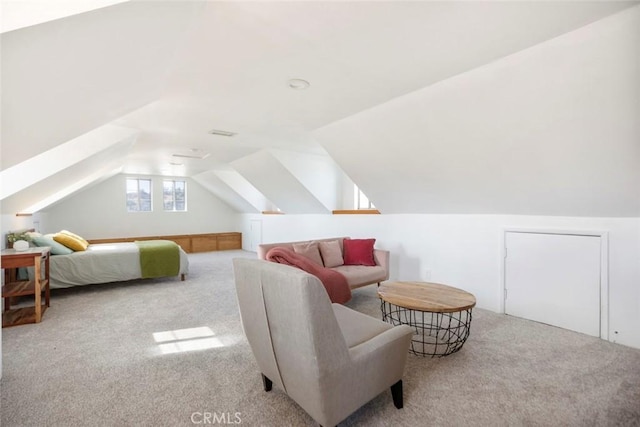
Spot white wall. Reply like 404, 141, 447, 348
40, 174, 240, 239
0, 213, 42, 249
238, 213, 640, 350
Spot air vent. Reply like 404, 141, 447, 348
208, 129, 236, 137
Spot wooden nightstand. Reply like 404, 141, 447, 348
1, 247, 51, 327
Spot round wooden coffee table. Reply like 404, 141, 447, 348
378, 281, 476, 357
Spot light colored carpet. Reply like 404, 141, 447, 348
2, 250, 639, 426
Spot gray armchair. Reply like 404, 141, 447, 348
233, 258, 413, 426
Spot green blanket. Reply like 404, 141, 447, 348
135, 240, 180, 279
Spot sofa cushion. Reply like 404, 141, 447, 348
332, 265, 387, 287
343, 238, 376, 266
257, 237, 347, 261
319, 240, 344, 268
292, 241, 323, 266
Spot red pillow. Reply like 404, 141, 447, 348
343, 238, 376, 266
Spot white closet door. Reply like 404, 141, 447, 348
504, 231, 601, 337
249, 220, 262, 252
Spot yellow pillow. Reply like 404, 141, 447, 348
60, 230, 89, 246
53, 232, 89, 251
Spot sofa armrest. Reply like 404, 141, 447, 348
373, 249, 390, 281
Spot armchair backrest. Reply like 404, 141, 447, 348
233, 259, 350, 397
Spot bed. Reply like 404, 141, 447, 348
6, 229, 189, 289
41, 241, 189, 289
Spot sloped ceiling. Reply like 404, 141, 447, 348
315, 4, 640, 216
1, 1, 638, 216
1, 1, 201, 169
231, 150, 330, 214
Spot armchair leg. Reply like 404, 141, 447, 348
391, 380, 403, 409
262, 374, 273, 392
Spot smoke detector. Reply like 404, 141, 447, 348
288, 78, 310, 90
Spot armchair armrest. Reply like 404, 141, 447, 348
348, 324, 413, 362
343, 324, 413, 400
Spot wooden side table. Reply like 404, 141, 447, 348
1, 247, 51, 327
378, 281, 476, 357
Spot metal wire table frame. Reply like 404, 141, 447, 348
381, 300, 473, 357
378, 281, 476, 358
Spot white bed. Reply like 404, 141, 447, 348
45, 242, 189, 289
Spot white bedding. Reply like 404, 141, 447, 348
47, 242, 189, 289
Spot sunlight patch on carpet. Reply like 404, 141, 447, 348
153, 326, 215, 343
152, 326, 241, 355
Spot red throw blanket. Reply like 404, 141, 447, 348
266, 247, 352, 304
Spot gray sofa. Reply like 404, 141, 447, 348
233, 258, 413, 426
257, 237, 389, 289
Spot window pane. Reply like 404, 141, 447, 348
163, 180, 186, 211
175, 181, 185, 210
127, 178, 152, 212
126, 179, 139, 211
141, 199, 152, 211
358, 191, 370, 209
354, 184, 374, 209
140, 180, 151, 200
126, 179, 138, 193
163, 181, 174, 210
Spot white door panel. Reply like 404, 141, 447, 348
249, 220, 262, 252
505, 232, 601, 337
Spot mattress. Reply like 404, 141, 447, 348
46, 242, 189, 288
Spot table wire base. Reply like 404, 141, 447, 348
381, 300, 473, 357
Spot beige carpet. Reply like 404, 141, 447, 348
2, 250, 639, 426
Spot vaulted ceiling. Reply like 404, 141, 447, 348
2, 1, 639, 215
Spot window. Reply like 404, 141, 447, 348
127, 178, 152, 212
163, 180, 187, 211
354, 184, 375, 209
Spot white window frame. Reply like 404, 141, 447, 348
163, 179, 187, 212
126, 178, 152, 212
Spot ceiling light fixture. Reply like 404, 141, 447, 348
288, 78, 310, 90
209, 129, 237, 137
172, 153, 211, 160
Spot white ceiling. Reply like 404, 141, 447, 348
1, 1, 638, 215
0, 0, 130, 33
